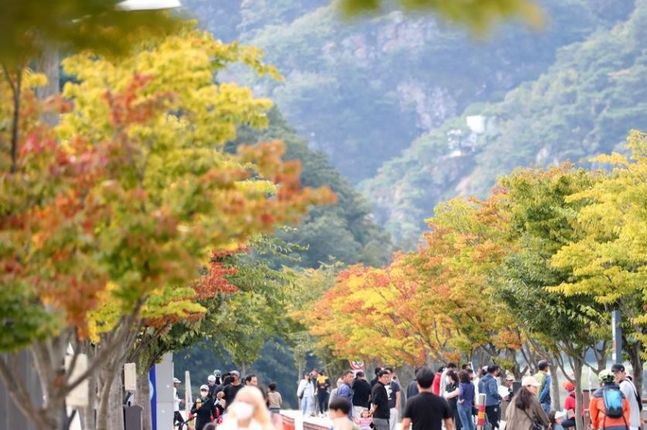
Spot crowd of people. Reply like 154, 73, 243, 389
171, 361, 643, 430
173, 370, 283, 430
297, 361, 644, 430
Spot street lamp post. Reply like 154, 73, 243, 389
612, 309, 623, 363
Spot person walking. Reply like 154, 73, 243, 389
612, 364, 642, 430
352, 371, 372, 418
401, 366, 454, 430
267, 382, 283, 429
191, 385, 218, 430
173, 378, 186, 430
385, 368, 401, 430
223, 371, 244, 411
406, 368, 420, 400
329, 397, 358, 430
207, 375, 218, 399
536, 360, 552, 414
504, 376, 550, 430
479, 365, 503, 430
370, 369, 392, 430
590, 369, 631, 430
433, 367, 445, 396
444, 370, 462, 430
298, 372, 316, 417
337, 370, 355, 417
560, 381, 577, 429
316, 370, 331, 415
218, 386, 275, 430
457, 370, 475, 430
440, 363, 458, 397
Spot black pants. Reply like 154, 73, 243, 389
485, 405, 500, 429
318, 392, 329, 413
173, 411, 185, 429
561, 418, 576, 428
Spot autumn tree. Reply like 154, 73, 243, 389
551, 130, 647, 393
0, 28, 333, 430
493, 165, 608, 425
339, 0, 544, 32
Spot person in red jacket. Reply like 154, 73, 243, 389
589, 370, 630, 430
561, 381, 576, 428
432, 367, 445, 396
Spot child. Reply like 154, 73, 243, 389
356, 409, 373, 430
268, 382, 283, 429
329, 397, 358, 430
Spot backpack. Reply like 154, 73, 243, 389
602, 386, 625, 419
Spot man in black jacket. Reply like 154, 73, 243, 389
191, 385, 217, 430
352, 371, 372, 417
370, 370, 391, 430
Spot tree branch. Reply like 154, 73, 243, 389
0, 353, 51, 429
2, 63, 23, 173
63, 299, 145, 397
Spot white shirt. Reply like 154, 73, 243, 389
619, 379, 641, 427
173, 387, 180, 412
298, 379, 315, 398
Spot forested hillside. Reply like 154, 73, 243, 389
183, 0, 633, 181
363, 0, 647, 245
182, 0, 643, 247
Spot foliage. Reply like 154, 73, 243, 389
0, 0, 183, 63
363, 0, 646, 245
0, 28, 333, 430
302, 192, 521, 367
551, 130, 647, 351
183, 0, 619, 182
233, 108, 393, 268
338, 0, 544, 33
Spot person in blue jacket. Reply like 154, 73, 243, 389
478, 365, 502, 430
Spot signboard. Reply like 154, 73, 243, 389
349, 361, 365, 370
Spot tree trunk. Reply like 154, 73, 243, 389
573, 356, 585, 430
628, 340, 643, 395
550, 364, 561, 411
108, 373, 125, 430
35, 48, 60, 126
136, 371, 153, 430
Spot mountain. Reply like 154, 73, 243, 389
362, 0, 647, 245
182, 0, 633, 182
233, 108, 394, 268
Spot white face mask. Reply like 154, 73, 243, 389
232, 402, 255, 420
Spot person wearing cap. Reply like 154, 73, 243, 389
173, 377, 185, 429
207, 374, 218, 399
191, 384, 218, 430
549, 410, 568, 429
590, 369, 630, 430
222, 371, 244, 411
504, 376, 549, 430
503, 375, 515, 402
612, 364, 641, 430
560, 381, 576, 429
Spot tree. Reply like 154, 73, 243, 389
338, 0, 544, 32
0, 28, 334, 430
551, 130, 647, 393
0, 0, 181, 63
494, 165, 609, 427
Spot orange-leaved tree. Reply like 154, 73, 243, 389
0, 28, 334, 430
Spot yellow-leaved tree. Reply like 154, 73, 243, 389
0, 27, 334, 430
551, 130, 647, 389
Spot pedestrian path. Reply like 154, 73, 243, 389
281, 410, 331, 430
281, 409, 501, 430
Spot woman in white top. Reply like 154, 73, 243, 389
218, 386, 275, 430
